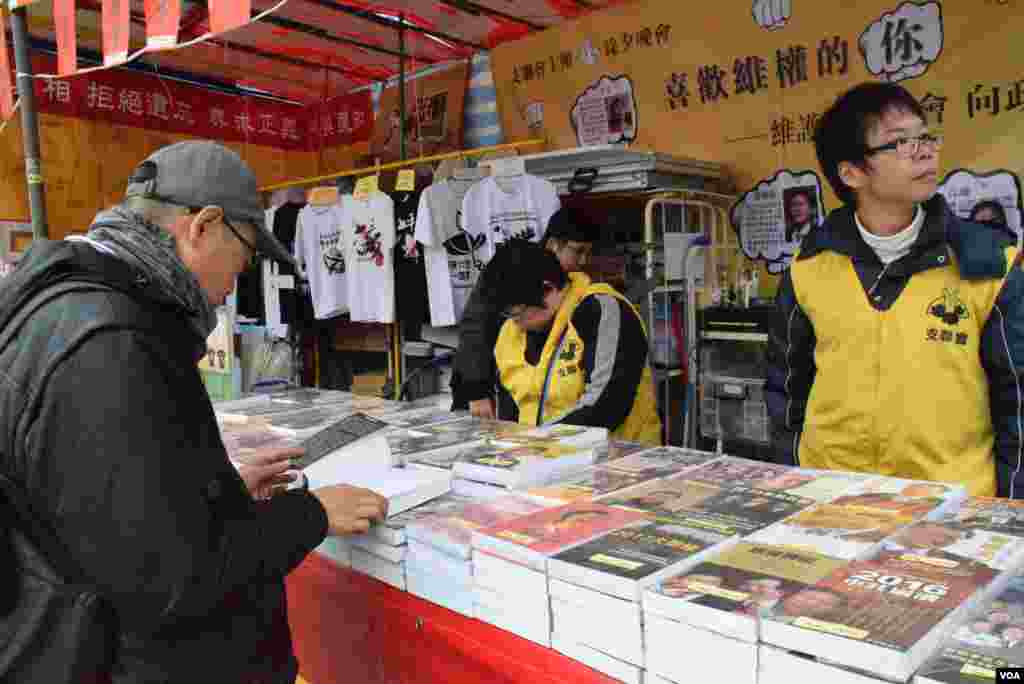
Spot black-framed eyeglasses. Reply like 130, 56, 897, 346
221, 215, 261, 268
863, 132, 943, 159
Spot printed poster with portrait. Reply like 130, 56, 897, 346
570, 75, 638, 147
938, 168, 1023, 239
730, 170, 826, 273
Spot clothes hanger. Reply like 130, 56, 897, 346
307, 186, 340, 206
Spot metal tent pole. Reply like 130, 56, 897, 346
393, 14, 408, 399
9, 6, 48, 238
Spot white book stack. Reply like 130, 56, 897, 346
451, 440, 599, 490
315, 536, 351, 567
640, 541, 850, 684
758, 646, 883, 684
302, 436, 452, 517
473, 554, 551, 646
549, 578, 645, 667
550, 632, 645, 684
351, 547, 406, 590
546, 520, 735, 673
403, 495, 551, 618
471, 502, 654, 660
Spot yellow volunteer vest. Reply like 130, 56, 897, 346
792, 246, 1018, 496
495, 272, 662, 446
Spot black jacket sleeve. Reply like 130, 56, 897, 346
765, 269, 817, 466
453, 278, 501, 402
551, 294, 647, 431
980, 259, 1024, 499
22, 330, 328, 635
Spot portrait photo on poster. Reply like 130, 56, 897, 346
858, 1, 944, 83
937, 168, 1023, 240
570, 75, 638, 147
730, 170, 826, 274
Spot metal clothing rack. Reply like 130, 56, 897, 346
642, 190, 735, 448
259, 139, 547, 399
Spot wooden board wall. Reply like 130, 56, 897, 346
0, 113, 320, 240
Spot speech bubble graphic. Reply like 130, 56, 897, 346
731, 170, 826, 273
937, 168, 1023, 238
859, 1, 943, 82
570, 75, 638, 147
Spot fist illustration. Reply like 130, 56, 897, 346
752, 0, 791, 30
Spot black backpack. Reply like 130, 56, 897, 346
0, 281, 118, 683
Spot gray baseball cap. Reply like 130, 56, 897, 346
125, 140, 295, 267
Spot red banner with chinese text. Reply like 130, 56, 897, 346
27, 55, 374, 153
309, 91, 375, 149
208, 0, 252, 35
144, 0, 181, 50
0, 10, 13, 119
101, 0, 130, 66
54, 0, 77, 76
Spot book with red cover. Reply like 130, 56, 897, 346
471, 502, 652, 571
680, 457, 794, 488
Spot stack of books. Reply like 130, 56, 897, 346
404, 495, 552, 617
642, 541, 848, 684
348, 493, 476, 591
523, 446, 721, 505
760, 504, 1024, 682
471, 501, 650, 650
747, 476, 968, 559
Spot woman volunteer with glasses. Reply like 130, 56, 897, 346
477, 241, 662, 444
764, 82, 1024, 499
451, 207, 599, 419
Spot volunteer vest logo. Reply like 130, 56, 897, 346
927, 288, 969, 326
560, 341, 578, 360
925, 287, 970, 346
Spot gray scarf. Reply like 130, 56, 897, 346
82, 207, 218, 338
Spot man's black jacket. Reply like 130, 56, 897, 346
0, 240, 328, 682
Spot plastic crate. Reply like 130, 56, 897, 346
699, 374, 769, 444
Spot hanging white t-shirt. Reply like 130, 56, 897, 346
294, 202, 349, 320
342, 193, 396, 323
460, 174, 560, 262
414, 175, 485, 327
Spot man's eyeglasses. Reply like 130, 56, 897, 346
222, 216, 261, 268
863, 132, 943, 159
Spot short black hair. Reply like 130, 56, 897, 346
480, 241, 568, 313
970, 199, 1009, 227
814, 82, 926, 206
542, 207, 599, 245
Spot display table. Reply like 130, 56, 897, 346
285, 552, 621, 684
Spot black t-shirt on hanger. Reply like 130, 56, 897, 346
272, 201, 314, 326
391, 190, 429, 339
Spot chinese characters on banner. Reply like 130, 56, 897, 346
310, 91, 375, 149
27, 55, 373, 153
662, 34, 850, 116
511, 23, 673, 86
24, 55, 372, 152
